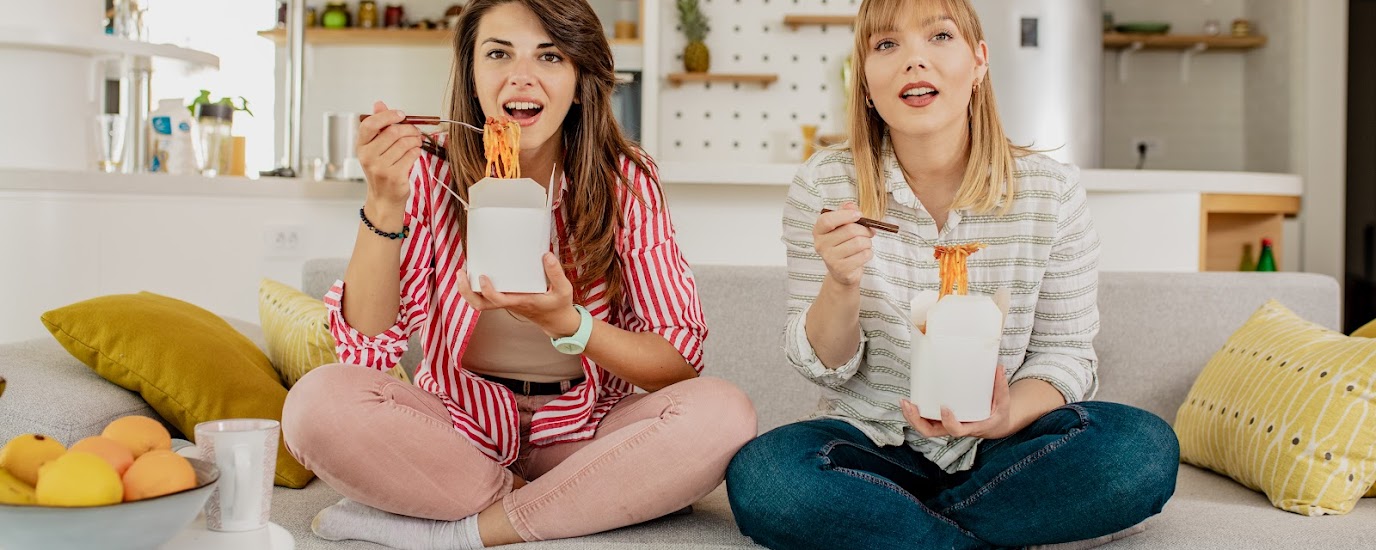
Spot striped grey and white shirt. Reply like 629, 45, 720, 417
782, 143, 1101, 473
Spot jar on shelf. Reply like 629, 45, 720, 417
195, 103, 235, 177
614, 0, 637, 39
384, 4, 405, 28
321, 2, 350, 29
358, 1, 379, 29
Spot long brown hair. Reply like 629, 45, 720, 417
443, 0, 652, 303
848, 0, 1030, 218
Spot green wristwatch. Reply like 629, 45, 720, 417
551, 305, 593, 355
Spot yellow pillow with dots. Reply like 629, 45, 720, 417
258, 279, 410, 388
1175, 300, 1376, 515
1352, 317, 1376, 498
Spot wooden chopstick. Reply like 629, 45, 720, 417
820, 208, 899, 234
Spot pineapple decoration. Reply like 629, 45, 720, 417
677, 0, 710, 73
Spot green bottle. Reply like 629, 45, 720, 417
1239, 243, 1255, 271
1255, 238, 1277, 272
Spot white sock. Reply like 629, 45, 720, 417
311, 498, 486, 550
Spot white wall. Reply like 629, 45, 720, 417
1101, 0, 1249, 171
0, 189, 358, 344
275, 46, 455, 164
1294, 1, 1349, 283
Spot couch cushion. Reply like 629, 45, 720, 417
1093, 272, 1339, 424
1173, 300, 1376, 516
274, 464, 1376, 549
0, 337, 162, 446
40, 292, 313, 488
1114, 465, 1376, 549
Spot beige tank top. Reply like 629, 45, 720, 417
462, 310, 584, 383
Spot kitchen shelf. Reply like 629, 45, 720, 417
783, 15, 856, 30
0, 27, 219, 67
1102, 33, 1267, 50
258, 28, 642, 47
665, 72, 778, 87
258, 28, 451, 45
1105, 33, 1266, 83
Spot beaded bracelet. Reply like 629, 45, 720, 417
359, 207, 410, 240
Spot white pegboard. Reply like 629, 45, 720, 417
658, 0, 860, 164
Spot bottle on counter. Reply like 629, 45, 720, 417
149, 99, 201, 175
1255, 238, 1277, 272
1238, 243, 1255, 271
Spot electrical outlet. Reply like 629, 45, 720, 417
1132, 137, 1164, 160
264, 224, 305, 257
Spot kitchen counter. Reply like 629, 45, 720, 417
656, 161, 1303, 196
0, 169, 361, 200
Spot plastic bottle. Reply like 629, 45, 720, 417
149, 99, 201, 174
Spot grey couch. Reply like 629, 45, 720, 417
2, 263, 1374, 549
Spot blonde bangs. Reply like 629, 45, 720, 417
848, 0, 1027, 220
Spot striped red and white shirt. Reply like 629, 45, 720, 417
324, 140, 707, 467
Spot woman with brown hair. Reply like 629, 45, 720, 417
280, 1, 755, 548
725, 0, 1178, 548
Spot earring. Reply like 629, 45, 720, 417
973, 82, 981, 94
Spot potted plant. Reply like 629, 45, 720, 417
187, 90, 253, 119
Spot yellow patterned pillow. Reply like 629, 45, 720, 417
1353, 319, 1376, 498
1176, 300, 1376, 515
258, 279, 410, 388
1354, 319, 1376, 339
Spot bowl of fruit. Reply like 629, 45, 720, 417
0, 415, 219, 550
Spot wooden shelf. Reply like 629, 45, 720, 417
783, 15, 856, 30
258, 28, 451, 45
1198, 193, 1299, 272
1103, 32, 1267, 50
258, 28, 641, 47
665, 73, 778, 87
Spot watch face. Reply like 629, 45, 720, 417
556, 342, 582, 354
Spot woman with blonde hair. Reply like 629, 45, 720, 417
280, 1, 756, 548
725, 0, 1178, 547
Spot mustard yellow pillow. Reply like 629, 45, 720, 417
1352, 318, 1376, 498
40, 292, 314, 489
1354, 318, 1376, 339
1176, 300, 1376, 515
258, 279, 409, 387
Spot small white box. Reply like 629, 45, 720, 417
465, 176, 552, 294
910, 294, 1004, 422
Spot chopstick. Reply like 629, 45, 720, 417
357, 114, 484, 133
820, 208, 899, 234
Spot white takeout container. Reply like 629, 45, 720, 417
910, 293, 1005, 422
465, 176, 553, 294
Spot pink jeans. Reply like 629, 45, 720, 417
282, 364, 757, 541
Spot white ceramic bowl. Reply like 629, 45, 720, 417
0, 457, 219, 550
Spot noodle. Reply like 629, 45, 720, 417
483, 116, 521, 179
934, 243, 986, 298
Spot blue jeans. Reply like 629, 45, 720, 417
726, 402, 1179, 549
